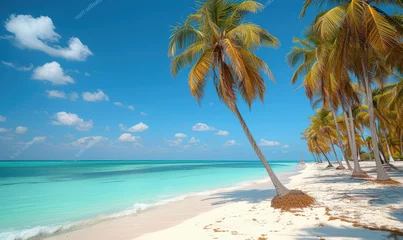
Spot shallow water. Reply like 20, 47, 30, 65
0, 160, 298, 240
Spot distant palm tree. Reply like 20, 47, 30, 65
169, 0, 304, 199
301, 0, 403, 181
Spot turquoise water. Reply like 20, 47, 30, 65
0, 160, 297, 240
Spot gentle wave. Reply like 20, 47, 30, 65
0, 175, 278, 240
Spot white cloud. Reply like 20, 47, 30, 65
105, 126, 110, 131
192, 123, 214, 131
71, 136, 107, 147
32, 61, 74, 85
128, 122, 149, 132
28, 136, 46, 144
15, 126, 28, 134
174, 133, 187, 139
118, 133, 141, 142
2, 60, 33, 71
119, 123, 126, 131
215, 130, 229, 136
0, 115, 6, 122
46, 90, 66, 99
189, 137, 200, 144
5, 14, 92, 61
0, 127, 12, 133
259, 139, 280, 147
52, 112, 93, 131
140, 112, 147, 116
70, 92, 79, 101
283, 144, 290, 148
223, 140, 236, 147
114, 102, 123, 107
82, 89, 109, 102
84, 72, 90, 76
66, 69, 80, 74
128, 105, 135, 111
168, 138, 183, 147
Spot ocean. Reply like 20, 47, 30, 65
0, 160, 298, 240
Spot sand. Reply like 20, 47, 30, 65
47, 161, 403, 240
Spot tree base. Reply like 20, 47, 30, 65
336, 165, 346, 170
373, 179, 401, 185
326, 164, 334, 168
351, 172, 371, 179
271, 190, 315, 211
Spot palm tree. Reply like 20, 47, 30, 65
169, 0, 314, 206
301, 0, 403, 181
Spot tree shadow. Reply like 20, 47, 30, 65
201, 188, 276, 206
296, 225, 396, 240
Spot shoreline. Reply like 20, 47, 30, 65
44, 165, 303, 240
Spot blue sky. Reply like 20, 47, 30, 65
0, 0, 322, 161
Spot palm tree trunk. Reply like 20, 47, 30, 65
233, 105, 290, 196
400, 131, 403, 157
345, 108, 363, 173
328, 133, 342, 167
383, 132, 395, 162
361, 57, 390, 181
359, 130, 373, 162
331, 109, 350, 169
317, 153, 323, 163
312, 153, 318, 163
315, 139, 333, 167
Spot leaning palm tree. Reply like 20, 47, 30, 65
169, 0, 314, 208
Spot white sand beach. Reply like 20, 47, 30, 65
47, 161, 403, 240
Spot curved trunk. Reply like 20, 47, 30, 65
328, 133, 342, 167
400, 131, 403, 157
383, 132, 395, 162
233, 105, 289, 196
315, 139, 333, 167
331, 109, 349, 169
361, 57, 390, 180
312, 153, 318, 163
318, 154, 323, 163
359, 130, 373, 162
345, 109, 363, 173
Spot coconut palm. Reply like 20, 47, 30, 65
169, 0, 314, 205
301, 0, 403, 181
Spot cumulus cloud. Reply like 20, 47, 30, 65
118, 133, 141, 142
283, 144, 290, 148
52, 112, 93, 131
70, 92, 79, 101
259, 139, 280, 147
189, 137, 200, 144
46, 90, 66, 99
71, 136, 107, 147
0, 127, 12, 133
32, 61, 75, 85
168, 138, 183, 147
82, 89, 109, 102
5, 14, 92, 61
223, 140, 237, 147
192, 123, 214, 131
84, 72, 90, 76
1, 60, 33, 71
128, 122, 149, 132
174, 133, 187, 139
114, 102, 123, 107
28, 136, 46, 144
15, 126, 28, 134
0, 115, 6, 122
215, 130, 229, 136
46, 90, 79, 101
140, 112, 147, 116
128, 105, 135, 111
119, 123, 126, 131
